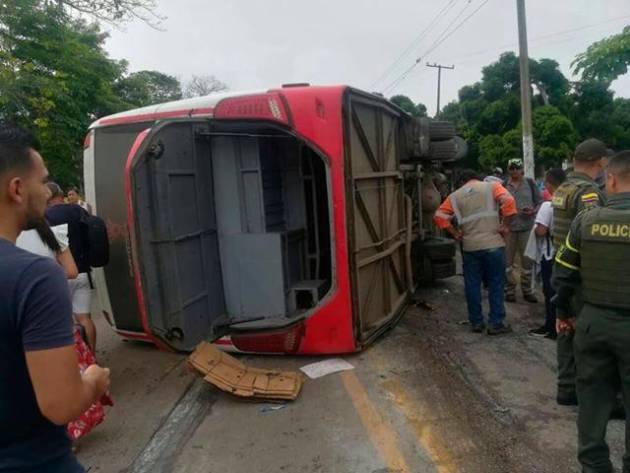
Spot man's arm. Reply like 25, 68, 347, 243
552, 217, 583, 323
26, 348, 109, 425
20, 259, 109, 425
492, 182, 516, 235
433, 195, 463, 241
530, 178, 543, 209
492, 182, 517, 218
534, 202, 551, 237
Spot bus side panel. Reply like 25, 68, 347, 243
279, 86, 357, 354
94, 124, 152, 333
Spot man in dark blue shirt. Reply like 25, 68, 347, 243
0, 124, 110, 472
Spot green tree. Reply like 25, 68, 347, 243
610, 98, 630, 149
115, 69, 182, 107
440, 50, 610, 171
46, 0, 163, 27
389, 94, 427, 117
1, 0, 126, 186
532, 106, 577, 166
573, 26, 630, 84
568, 80, 616, 144
478, 134, 508, 170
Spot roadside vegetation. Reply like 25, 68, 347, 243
392, 26, 630, 172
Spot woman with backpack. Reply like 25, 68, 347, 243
16, 219, 77, 279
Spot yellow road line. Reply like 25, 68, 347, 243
340, 371, 411, 473
366, 351, 458, 473
380, 378, 458, 473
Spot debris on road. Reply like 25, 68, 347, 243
188, 342, 304, 401
259, 404, 287, 413
415, 299, 437, 311
300, 359, 355, 379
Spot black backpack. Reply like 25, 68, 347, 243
83, 214, 109, 268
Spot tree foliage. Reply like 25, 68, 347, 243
115, 69, 182, 107
389, 94, 427, 117
50, 0, 164, 27
0, 1, 228, 187
573, 26, 630, 84
1, 0, 126, 186
443, 49, 630, 174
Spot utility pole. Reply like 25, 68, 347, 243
426, 63, 454, 118
516, 0, 535, 178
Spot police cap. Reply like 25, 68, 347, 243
574, 139, 611, 162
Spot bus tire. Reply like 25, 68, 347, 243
429, 121, 456, 141
431, 259, 456, 280
421, 237, 456, 260
429, 139, 457, 161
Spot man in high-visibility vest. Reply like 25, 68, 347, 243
434, 169, 517, 335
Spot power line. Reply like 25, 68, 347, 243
369, 0, 460, 90
379, 0, 472, 94
422, 0, 492, 59
439, 13, 630, 65
382, 0, 491, 95
421, 0, 473, 60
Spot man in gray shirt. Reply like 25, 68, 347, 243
504, 158, 542, 303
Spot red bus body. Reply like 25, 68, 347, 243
85, 85, 453, 354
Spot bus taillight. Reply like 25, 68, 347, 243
231, 323, 305, 354
214, 92, 292, 126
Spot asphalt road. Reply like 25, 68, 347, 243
76, 275, 625, 473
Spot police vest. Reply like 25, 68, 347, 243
580, 207, 630, 309
451, 181, 504, 252
552, 177, 600, 248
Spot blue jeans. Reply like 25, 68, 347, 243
462, 247, 507, 328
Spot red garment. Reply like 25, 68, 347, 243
542, 189, 552, 201
67, 328, 113, 441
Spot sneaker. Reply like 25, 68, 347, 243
523, 294, 538, 303
544, 332, 557, 341
505, 294, 517, 303
557, 393, 578, 406
487, 324, 513, 335
529, 326, 548, 337
471, 323, 486, 333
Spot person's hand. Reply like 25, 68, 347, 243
448, 227, 463, 242
498, 224, 510, 238
83, 364, 111, 400
556, 318, 576, 335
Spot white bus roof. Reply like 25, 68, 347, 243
89, 89, 267, 129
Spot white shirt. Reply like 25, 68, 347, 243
534, 201, 554, 260
16, 224, 69, 260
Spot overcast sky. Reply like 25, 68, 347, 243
103, 0, 630, 114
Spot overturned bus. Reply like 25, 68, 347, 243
84, 85, 464, 354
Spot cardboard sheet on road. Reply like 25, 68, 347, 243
188, 342, 304, 401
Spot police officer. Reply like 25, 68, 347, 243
553, 150, 630, 473
551, 139, 608, 406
